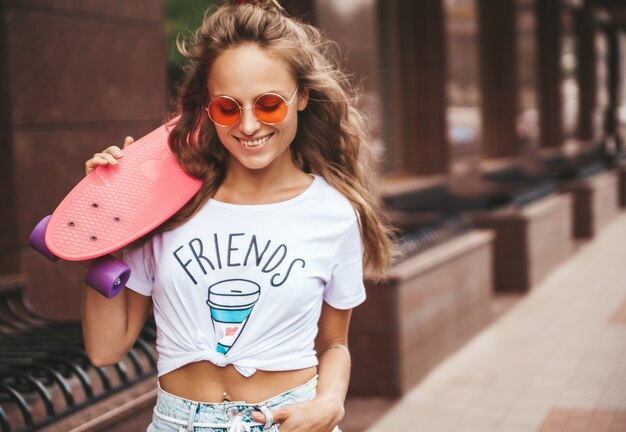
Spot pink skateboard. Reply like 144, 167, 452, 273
29, 121, 203, 298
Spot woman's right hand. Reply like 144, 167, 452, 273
85, 136, 134, 175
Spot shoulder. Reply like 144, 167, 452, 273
310, 175, 359, 223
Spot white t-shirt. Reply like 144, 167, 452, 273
123, 175, 366, 377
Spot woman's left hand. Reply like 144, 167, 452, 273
250, 394, 344, 431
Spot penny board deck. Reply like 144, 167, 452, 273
45, 122, 202, 261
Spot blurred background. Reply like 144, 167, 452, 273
1, 0, 626, 431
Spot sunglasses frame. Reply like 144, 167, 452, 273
206, 87, 299, 127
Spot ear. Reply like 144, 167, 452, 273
297, 87, 309, 111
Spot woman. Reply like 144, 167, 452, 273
82, 1, 391, 430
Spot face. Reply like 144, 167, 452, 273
207, 44, 308, 174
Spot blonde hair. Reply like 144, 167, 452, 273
162, 0, 392, 278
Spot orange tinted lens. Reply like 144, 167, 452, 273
254, 94, 288, 123
208, 97, 240, 126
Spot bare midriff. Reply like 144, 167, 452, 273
158, 361, 318, 403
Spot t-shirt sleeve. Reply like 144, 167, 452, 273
323, 217, 366, 309
122, 241, 155, 297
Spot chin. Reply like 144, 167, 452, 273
236, 158, 274, 171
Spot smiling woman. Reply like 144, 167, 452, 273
81, 1, 393, 431
207, 44, 307, 175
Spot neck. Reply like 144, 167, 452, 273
225, 159, 302, 192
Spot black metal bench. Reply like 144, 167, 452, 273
0, 277, 157, 432
393, 214, 471, 262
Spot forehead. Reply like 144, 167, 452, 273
207, 44, 296, 98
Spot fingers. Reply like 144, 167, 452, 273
84, 135, 133, 175
250, 410, 268, 425
85, 144, 125, 176
123, 136, 134, 149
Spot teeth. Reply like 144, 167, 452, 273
240, 134, 272, 147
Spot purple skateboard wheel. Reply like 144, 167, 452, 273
28, 215, 59, 261
84, 256, 131, 298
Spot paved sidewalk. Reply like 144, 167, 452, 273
366, 212, 626, 432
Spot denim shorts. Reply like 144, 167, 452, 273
148, 376, 342, 432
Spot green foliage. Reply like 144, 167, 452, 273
164, 0, 216, 101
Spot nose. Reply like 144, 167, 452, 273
238, 107, 261, 136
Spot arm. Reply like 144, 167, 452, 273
251, 301, 352, 432
82, 285, 152, 367
312, 301, 352, 424
81, 136, 152, 366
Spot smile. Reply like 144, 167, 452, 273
237, 133, 273, 148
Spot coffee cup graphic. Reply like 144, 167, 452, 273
207, 279, 261, 354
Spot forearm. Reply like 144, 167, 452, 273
81, 286, 132, 366
316, 343, 351, 418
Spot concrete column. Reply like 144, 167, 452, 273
478, 0, 519, 158
576, 0, 600, 142
0, 3, 19, 276
605, 27, 625, 147
391, 0, 449, 174
536, 0, 564, 148
314, 0, 390, 171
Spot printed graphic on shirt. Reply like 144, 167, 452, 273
206, 279, 261, 354
172, 234, 306, 288
172, 232, 308, 354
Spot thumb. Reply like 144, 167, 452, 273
250, 410, 267, 424
123, 136, 134, 149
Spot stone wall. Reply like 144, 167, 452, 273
349, 230, 495, 397
561, 170, 621, 238
1, 1, 167, 319
472, 194, 574, 292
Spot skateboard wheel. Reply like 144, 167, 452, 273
28, 215, 59, 261
85, 256, 131, 298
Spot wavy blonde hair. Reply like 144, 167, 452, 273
161, 0, 392, 278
